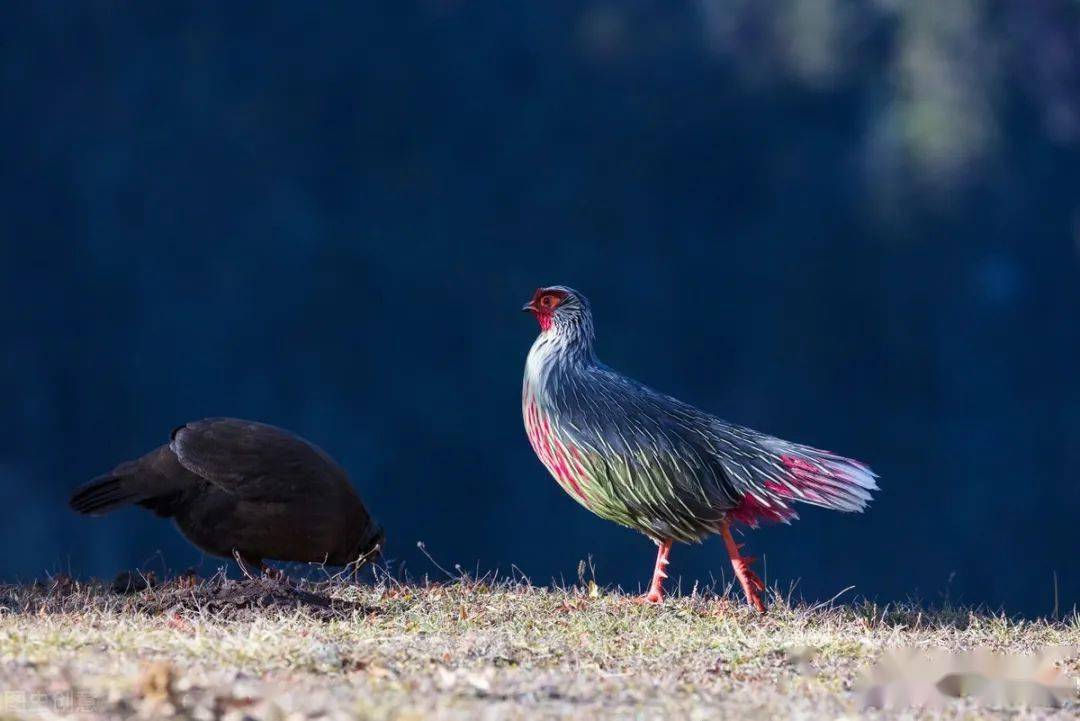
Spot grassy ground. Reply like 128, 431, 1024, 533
0, 572, 1076, 720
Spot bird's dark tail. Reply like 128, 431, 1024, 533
69, 472, 141, 515
71, 447, 193, 519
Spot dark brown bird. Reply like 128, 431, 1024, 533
69, 417, 384, 575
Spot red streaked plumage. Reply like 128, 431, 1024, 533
727, 491, 798, 527
524, 399, 588, 504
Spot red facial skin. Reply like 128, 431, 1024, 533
524, 288, 568, 332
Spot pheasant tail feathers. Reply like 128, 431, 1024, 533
725, 439, 879, 527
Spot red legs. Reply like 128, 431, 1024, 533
633, 529, 765, 611
635, 539, 673, 604
720, 522, 766, 613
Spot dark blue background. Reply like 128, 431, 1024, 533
3, 3, 1078, 615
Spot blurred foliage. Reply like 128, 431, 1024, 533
592, 1, 1080, 193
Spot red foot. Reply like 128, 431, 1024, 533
731, 557, 766, 613
732, 557, 765, 592
636, 540, 673, 605
720, 523, 767, 613
634, 589, 664, 605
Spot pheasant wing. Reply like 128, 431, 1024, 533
550, 371, 745, 541
170, 417, 347, 499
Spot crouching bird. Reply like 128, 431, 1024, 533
522, 286, 878, 611
69, 418, 384, 576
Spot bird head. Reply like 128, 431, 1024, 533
522, 285, 590, 333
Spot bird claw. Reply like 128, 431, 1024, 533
732, 558, 765, 592
719, 524, 767, 612
729, 554, 766, 613
635, 590, 664, 605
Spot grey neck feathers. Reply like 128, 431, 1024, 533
554, 310, 595, 363
526, 310, 598, 397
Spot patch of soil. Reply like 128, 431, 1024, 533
0, 573, 374, 621
127, 575, 371, 620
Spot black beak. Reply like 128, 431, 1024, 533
522, 302, 536, 313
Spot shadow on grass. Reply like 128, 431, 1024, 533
0, 571, 378, 621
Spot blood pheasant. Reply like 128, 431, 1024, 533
521, 286, 877, 611
70, 418, 384, 576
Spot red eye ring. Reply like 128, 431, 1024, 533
539, 294, 562, 310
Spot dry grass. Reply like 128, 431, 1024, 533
0, 572, 1076, 720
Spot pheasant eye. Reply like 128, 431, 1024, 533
540, 294, 557, 308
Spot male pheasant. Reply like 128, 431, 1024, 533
521, 286, 878, 611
